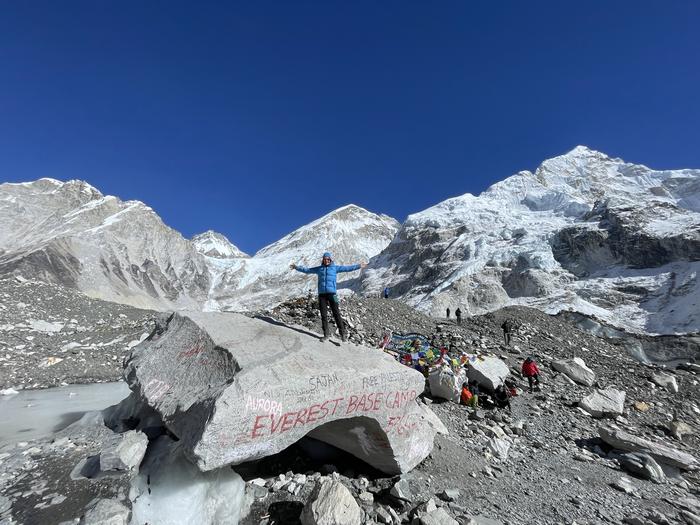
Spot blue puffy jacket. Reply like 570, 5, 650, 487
295, 262, 361, 294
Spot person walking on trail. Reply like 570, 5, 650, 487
501, 318, 515, 346
521, 356, 541, 392
290, 252, 366, 342
446, 307, 451, 319
383, 287, 390, 299
455, 308, 462, 325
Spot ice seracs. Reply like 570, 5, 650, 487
359, 146, 700, 334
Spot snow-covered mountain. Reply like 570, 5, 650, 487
0, 179, 211, 310
192, 231, 248, 259
2, 146, 698, 334
359, 146, 700, 335
204, 205, 400, 311
0, 179, 398, 311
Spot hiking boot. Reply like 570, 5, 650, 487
320, 336, 329, 342
340, 333, 348, 342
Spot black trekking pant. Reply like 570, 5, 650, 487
319, 293, 345, 337
503, 330, 511, 346
527, 374, 540, 390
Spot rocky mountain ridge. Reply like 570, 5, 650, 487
0, 179, 397, 312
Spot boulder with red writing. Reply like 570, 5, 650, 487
122, 311, 447, 475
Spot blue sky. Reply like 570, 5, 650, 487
1, 1, 698, 254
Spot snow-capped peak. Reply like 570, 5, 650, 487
192, 230, 248, 259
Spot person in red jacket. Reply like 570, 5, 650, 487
521, 356, 541, 392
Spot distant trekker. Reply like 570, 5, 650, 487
521, 357, 541, 392
446, 307, 451, 319
290, 252, 366, 342
501, 319, 515, 346
383, 287, 390, 299
455, 308, 462, 325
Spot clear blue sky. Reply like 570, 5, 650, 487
1, 2, 698, 254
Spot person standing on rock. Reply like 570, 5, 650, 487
290, 252, 366, 342
455, 308, 462, 325
446, 307, 451, 319
521, 356, 541, 393
383, 286, 390, 299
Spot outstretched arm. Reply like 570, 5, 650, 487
336, 262, 367, 273
290, 264, 320, 274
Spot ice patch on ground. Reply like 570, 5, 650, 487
130, 436, 245, 525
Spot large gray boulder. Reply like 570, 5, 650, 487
599, 425, 698, 470
579, 388, 625, 417
465, 356, 510, 391
552, 357, 596, 386
122, 312, 446, 475
300, 479, 362, 525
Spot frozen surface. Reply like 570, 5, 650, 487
0, 381, 130, 446
130, 436, 245, 525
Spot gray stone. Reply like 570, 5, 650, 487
617, 452, 666, 483
390, 478, 412, 501
0, 494, 11, 516
358, 491, 374, 504
121, 312, 446, 475
681, 511, 700, 525
99, 430, 148, 472
465, 356, 510, 391
599, 425, 699, 470
420, 508, 458, 525
79, 499, 130, 525
300, 479, 362, 525
552, 357, 595, 386
438, 488, 460, 502
376, 506, 393, 524
579, 388, 625, 417
487, 437, 511, 460
611, 476, 638, 496
651, 372, 679, 393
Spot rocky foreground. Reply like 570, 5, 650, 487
0, 291, 699, 525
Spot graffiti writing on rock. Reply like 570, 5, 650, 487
308, 373, 339, 391
177, 342, 206, 360
144, 378, 170, 402
245, 395, 282, 415
386, 414, 418, 436
249, 389, 417, 439
361, 371, 404, 390
251, 397, 344, 438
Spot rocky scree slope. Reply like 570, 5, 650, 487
0, 276, 155, 389
357, 146, 700, 335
